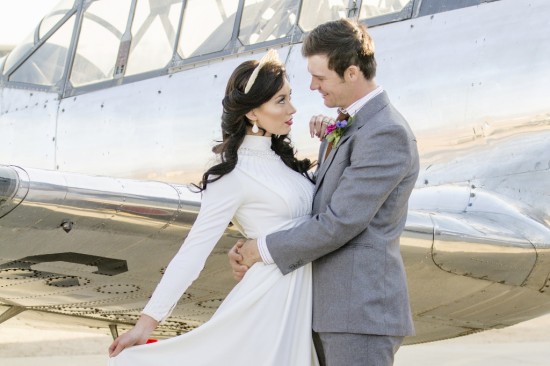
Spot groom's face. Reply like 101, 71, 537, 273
307, 54, 349, 109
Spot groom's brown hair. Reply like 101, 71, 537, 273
302, 18, 377, 80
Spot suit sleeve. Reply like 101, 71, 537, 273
266, 123, 414, 275
142, 173, 243, 322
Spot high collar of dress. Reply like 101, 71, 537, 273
241, 135, 272, 151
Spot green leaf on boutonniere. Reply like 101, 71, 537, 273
325, 116, 353, 146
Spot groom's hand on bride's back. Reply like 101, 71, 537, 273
228, 239, 248, 281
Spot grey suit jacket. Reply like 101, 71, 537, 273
266, 91, 418, 336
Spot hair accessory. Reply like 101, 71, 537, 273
244, 49, 280, 94
252, 121, 259, 133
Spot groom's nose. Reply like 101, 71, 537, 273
309, 77, 319, 91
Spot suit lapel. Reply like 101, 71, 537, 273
314, 143, 338, 193
314, 91, 390, 195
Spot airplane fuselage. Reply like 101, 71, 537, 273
1, 0, 549, 343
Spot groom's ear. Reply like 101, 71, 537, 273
346, 65, 361, 82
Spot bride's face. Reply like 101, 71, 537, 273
247, 79, 296, 137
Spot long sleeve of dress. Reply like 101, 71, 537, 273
142, 172, 244, 322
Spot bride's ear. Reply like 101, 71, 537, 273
245, 109, 257, 122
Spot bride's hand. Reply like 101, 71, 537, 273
309, 114, 335, 140
108, 315, 158, 357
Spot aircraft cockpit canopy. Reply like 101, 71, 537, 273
0, 0, 412, 97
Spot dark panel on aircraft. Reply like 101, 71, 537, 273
0, 252, 128, 277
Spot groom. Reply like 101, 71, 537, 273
229, 19, 418, 366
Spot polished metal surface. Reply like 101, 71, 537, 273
0, 166, 29, 219
0, 165, 240, 334
0, 0, 549, 344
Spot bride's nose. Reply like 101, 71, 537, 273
288, 101, 297, 115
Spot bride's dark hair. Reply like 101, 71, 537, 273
196, 57, 315, 191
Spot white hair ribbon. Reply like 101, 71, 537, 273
244, 49, 281, 94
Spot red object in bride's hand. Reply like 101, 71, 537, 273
146, 339, 158, 344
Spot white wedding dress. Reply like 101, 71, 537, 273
109, 135, 319, 366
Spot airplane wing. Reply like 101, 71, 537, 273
0, 164, 241, 337
3, 164, 550, 344
404, 184, 550, 344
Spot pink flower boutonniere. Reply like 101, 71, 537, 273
325, 117, 353, 146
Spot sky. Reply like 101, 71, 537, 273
0, 0, 59, 46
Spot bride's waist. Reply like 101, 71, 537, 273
245, 214, 311, 238
290, 214, 311, 226
263, 214, 310, 235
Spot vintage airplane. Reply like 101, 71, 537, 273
1, 0, 549, 345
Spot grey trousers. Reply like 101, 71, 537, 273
313, 331, 404, 366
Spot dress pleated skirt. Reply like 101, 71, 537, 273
109, 262, 319, 366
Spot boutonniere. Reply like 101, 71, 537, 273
325, 117, 353, 146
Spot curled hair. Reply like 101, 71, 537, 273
302, 19, 376, 80
196, 57, 314, 191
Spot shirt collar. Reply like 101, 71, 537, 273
339, 86, 384, 117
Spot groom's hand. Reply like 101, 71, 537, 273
240, 239, 261, 267
228, 239, 248, 281
228, 239, 262, 281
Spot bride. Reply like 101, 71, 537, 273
108, 50, 321, 365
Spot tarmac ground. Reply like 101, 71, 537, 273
1, 313, 549, 365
